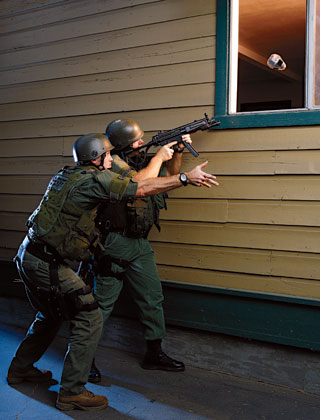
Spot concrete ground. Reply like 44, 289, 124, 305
2, 324, 320, 420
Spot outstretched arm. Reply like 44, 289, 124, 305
136, 161, 219, 197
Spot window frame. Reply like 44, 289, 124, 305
214, 0, 320, 129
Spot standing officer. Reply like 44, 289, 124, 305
89, 119, 218, 383
7, 133, 137, 411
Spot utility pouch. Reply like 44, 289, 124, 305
65, 285, 98, 313
126, 198, 153, 238
35, 285, 70, 321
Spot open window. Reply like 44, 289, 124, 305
229, 0, 320, 113
215, 0, 320, 126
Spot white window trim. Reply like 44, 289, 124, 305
229, 0, 239, 114
306, 0, 320, 108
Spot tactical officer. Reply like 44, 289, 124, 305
89, 119, 218, 383
7, 133, 139, 411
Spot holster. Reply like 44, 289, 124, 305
15, 237, 98, 321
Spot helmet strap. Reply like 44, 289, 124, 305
100, 152, 106, 168
90, 152, 106, 171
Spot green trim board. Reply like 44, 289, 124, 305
215, 0, 320, 129
2, 259, 320, 351
161, 281, 320, 351
213, 110, 320, 130
117, 281, 320, 351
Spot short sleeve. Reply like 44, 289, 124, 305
112, 155, 137, 178
95, 169, 138, 201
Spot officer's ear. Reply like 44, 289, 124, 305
91, 157, 100, 165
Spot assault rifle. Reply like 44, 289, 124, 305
125, 113, 220, 158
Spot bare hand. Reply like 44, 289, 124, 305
155, 141, 177, 162
176, 134, 192, 152
186, 161, 219, 188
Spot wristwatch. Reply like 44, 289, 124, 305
179, 172, 188, 186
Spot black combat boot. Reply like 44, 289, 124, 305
88, 358, 101, 383
141, 339, 185, 372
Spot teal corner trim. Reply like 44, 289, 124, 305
214, 0, 320, 130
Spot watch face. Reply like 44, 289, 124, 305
180, 173, 187, 185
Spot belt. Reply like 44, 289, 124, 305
22, 236, 63, 265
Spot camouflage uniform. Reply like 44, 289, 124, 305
9, 164, 137, 395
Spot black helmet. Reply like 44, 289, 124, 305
73, 133, 114, 163
106, 119, 144, 150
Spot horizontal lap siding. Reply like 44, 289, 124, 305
151, 127, 320, 297
0, 38, 215, 85
0, 0, 159, 30
0, 1, 212, 52
1, 0, 319, 302
0, 61, 215, 105
0, 84, 215, 121
0, 0, 216, 260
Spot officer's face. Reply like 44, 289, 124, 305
103, 151, 113, 169
131, 138, 144, 149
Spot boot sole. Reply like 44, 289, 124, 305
56, 401, 108, 411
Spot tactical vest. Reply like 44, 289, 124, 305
97, 156, 167, 238
127, 193, 166, 236
97, 195, 165, 239
27, 166, 100, 262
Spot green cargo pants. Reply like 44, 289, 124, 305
95, 232, 166, 341
9, 245, 103, 395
